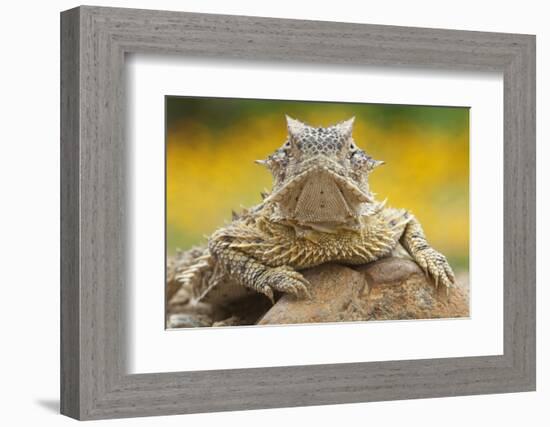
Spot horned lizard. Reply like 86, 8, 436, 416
172, 116, 455, 326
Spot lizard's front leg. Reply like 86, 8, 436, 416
208, 229, 310, 303
400, 214, 455, 291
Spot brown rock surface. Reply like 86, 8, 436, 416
257, 263, 367, 325
166, 256, 469, 327
356, 258, 469, 321
258, 258, 469, 325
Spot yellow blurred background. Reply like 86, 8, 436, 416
166, 97, 469, 269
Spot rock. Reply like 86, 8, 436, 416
167, 292, 272, 328
258, 257, 469, 325
357, 257, 425, 286
166, 255, 469, 327
257, 263, 367, 325
356, 258, 469, 320
166, 313, 213, 328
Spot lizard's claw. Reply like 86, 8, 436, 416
258, 266, 311, 302
260, 285, 275, 304
416, 248, 455, 293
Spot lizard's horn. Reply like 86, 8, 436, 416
337, 116, 355, 138
366, 158, 385, 171
285, 114, 306, 138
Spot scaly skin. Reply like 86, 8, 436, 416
176, 116, 455, 311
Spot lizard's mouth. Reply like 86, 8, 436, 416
265, 165, 373, 227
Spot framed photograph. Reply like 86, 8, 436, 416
164, 96, 471, 330
61, 6, 536, 420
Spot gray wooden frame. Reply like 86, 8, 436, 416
60, 5, 536, 420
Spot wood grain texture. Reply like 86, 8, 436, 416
60, 5, 536, 420
60, 7, 80, 419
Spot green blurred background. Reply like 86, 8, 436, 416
166, 97, 469, 270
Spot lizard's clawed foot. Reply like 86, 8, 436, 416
415, 248, 455, 293
257, 266, 311, 303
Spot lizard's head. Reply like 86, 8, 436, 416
257, 116, 384, 229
